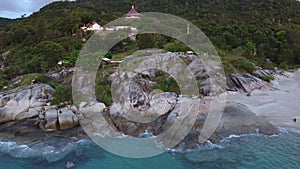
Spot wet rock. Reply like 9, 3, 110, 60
210, 102, 278, 142
161, 98, 278, 149
66, 160, 75, 169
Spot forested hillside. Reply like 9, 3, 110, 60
0, 0, 300, 80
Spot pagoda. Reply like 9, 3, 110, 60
124, 6, 142, 19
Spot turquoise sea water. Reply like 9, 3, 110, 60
0, 128, 299, 169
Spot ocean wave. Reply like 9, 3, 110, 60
0, 138, 91, 162
278, 127, 300, 134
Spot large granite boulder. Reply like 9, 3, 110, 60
48, 67, 74, 84
161, 98, 278, 149
58, 107, 79, 130
44, 109, 59, 131
0, 84, 54, 124
227, 73, 275, 92
40, 107, 79, 131
254, 69, 292, 81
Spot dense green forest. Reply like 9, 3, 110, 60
0, 0, 300, 80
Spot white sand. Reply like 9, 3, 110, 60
227, 70, 300, 130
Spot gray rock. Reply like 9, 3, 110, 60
44, 109, 58, 131
0, 84, 54, 124
48, 67, 74, 84
210, 102, 278, 142
58, 108, 79, 130
15, 108, 39, 121
161, 98, 278, 149
228, 73, 275, 92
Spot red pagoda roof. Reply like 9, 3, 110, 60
125, 6, 142, 17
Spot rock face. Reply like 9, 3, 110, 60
48, 67, 74, 84
168, 100, 278, 149
210, 102, 278, 142
39, 107, 80, 131
58, 107, 79, 130
227, 73, 275, 92
0, 84, 54, 124
0, 84, 79, 132
0, 51, 286, 151
44, 109, 59, 131
254, 69, 291, 81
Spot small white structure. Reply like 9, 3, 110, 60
186, 51, 194, 55
81, 22, 103, 31
101, 57, 123, 64
105, 26, 137, 31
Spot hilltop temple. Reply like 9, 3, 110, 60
124, 6, 142, 19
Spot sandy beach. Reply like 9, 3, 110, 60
227, 70, 300, 130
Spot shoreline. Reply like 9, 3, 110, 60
227, 69, 300, 130
0, 126, 299, 162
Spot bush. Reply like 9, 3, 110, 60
36, 74, 50, 83
154, 77, 180, 94
231, 57, 256, 73
95, 75, 112, 105
260, 76, 275, 82
0, 78, 9, 88
163, 41, 189, 52
50, 84, 72, 105
112, 54, 125, 60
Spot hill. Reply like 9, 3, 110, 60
0, 17, 13, 31
0, 0, 300, 79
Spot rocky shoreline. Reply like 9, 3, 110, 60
0, 52, 296, 155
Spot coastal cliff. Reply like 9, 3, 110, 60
0, 52, 293, 152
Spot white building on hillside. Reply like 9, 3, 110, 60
81, 22, 103, 31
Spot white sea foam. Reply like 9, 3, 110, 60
0, 139, 90, 162
278, 127, 300, 134
228, 134, 241, 139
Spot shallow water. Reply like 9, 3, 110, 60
0, 129, 299, 169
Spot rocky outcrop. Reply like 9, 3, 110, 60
58, 107, 79, 130
227, 73, 275, 92
0, 84, 54, 124
209, 102, 278, 143
0, 51, 287, 151
0, 51, 10, 70
48, 67, 74, 84
163, 100, 278, 149
254, 69, 291, 81
0, 84, 79, 132
0, 51, 10, 60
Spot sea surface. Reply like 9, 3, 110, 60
0, 128, 299, 169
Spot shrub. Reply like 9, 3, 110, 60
50, 84, 72, 105
36, 74, 50, 83
0, 78, 9, 88
260, 76, 275, 82
95, 75, 112, 105
154, 77, 180, 94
